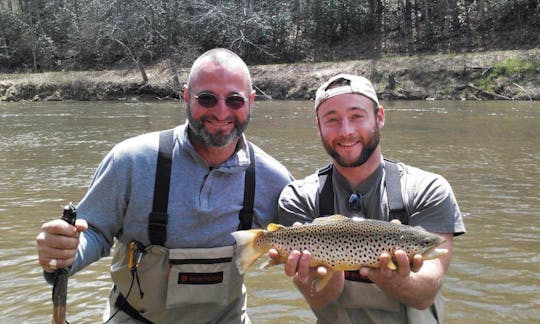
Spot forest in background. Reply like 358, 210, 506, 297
1, 0, 539, 76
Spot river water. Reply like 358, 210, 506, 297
0, 100, 538, 323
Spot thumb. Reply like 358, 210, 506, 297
75, 219, 88, 232
359, 267, 371, 278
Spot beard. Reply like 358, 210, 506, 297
321, 124, 380, 168
187, 104, 250, 147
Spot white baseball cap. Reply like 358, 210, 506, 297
314, 74, 379, 111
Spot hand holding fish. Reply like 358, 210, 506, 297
36, 218, 88, 272
231, 215, 452, 310
360, 233, 453, 309
270, 248, 345, 309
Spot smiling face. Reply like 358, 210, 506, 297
317, 93, 384, 168
184, 61, 255, 148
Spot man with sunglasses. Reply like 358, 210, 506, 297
272, 74, 465, 323
36, 48, 293, 323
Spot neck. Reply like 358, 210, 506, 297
189, 133, 239, 168
333, 148, 383, 188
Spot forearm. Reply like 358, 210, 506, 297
384, 260, 444, 309
70, 227, 112, 273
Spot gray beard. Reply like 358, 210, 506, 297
187, 105, 249, 147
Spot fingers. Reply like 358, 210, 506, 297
36, 219, 84, 272
410, 254, 424, 273
361, 250, 418, 281
377, 253, 395, 277
393, 250, 412, 276
296, 250, 313, 278
284, 250, 302, 277
75, 219, 88, 232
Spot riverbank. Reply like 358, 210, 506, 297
1, 49, 538, 102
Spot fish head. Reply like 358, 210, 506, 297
419, 234, 447, 260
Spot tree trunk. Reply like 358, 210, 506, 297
10, 0, 20, 14
137, 59, 148, 85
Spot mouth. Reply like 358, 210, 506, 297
337, 139, 361, 148
205, 118, 234, 131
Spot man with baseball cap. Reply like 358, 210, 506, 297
270, 74, 465, 323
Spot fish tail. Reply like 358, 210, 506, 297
231, 229, 267, 274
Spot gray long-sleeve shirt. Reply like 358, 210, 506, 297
47, 121, 292, 280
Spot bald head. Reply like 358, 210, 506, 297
187, 48, 252, 91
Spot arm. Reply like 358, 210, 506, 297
360, 233, 454, 309
37, 147, 125, 281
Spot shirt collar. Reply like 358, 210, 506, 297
333, 163, 384, 195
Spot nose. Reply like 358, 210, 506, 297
212, 98, 231, 119
339, 119, 355, 136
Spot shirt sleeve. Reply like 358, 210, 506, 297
406, 168, 466, 236
277, 175, 319, 226
70, 146, 128, 274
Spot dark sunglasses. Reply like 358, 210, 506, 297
193, 91, 246, 110
348, 192, 362, 211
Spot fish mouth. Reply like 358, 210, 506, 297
423, 246, 448, 260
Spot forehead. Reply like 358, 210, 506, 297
317, 93, 375, 116
190, 62, 248, 93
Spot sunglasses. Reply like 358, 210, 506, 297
348, 192, 362, 211
193, 91, 246, 110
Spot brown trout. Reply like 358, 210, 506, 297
231, 215, 447, 291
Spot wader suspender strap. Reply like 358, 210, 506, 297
383, 159, 409, 225
148, 129, 174, 246
317, 160, 408, 224
238, 143, 256, 230
318, 164, 334, 217
149, 130, 256, 245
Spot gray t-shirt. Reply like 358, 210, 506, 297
279, 160, 465, 234
277, 159, 465, 324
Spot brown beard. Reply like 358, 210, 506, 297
320, 123, 380, 168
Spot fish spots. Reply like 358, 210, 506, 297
255, 216, 445, 271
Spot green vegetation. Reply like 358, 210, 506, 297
474, 57, 540, 93
1, 0, 539, 79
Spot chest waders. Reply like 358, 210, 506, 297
113, 129, 256, 323
317, 160, 443, 324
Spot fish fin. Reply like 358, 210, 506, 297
267, 223, 285, 232
230, 229, 267, 274
313, 270, 335, 292
312, 214, 348, 224
387, 259, 397, 270
260, 258, 282, 269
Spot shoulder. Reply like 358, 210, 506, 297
96, 131, 164, 177
280, 170, 320, 200
112, 131, 160, 157
248, 142, 293, 181
397, 162, 465, 234
399, 162, 453, 194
